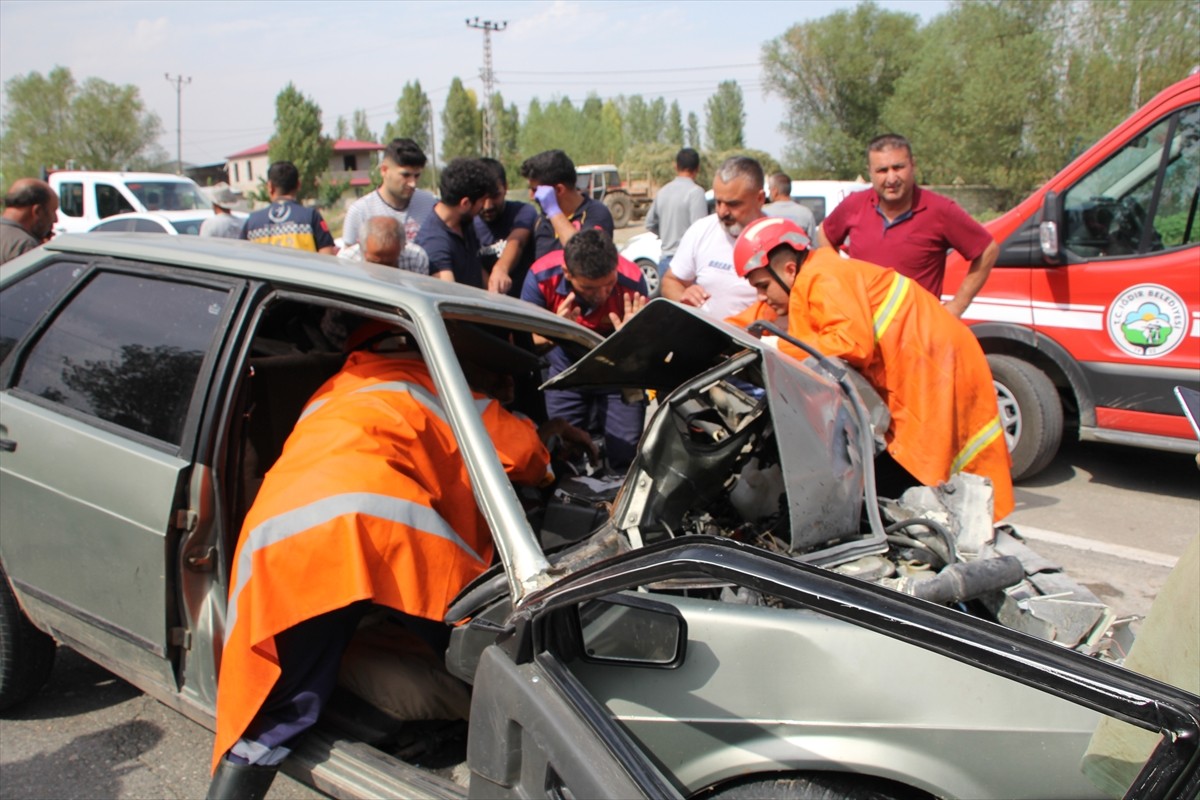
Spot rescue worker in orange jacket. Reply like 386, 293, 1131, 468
208, 331, 590, 799
731, 217, 1014, 521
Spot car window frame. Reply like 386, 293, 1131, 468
4, 257, 244, 460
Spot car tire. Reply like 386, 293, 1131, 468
605, 193, 633, 229
0, 565, 56, 713
636, 258, 661, 299
702, 773, 917, 800
987, 354, 1064, 481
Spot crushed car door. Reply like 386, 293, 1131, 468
0, 262, 240, 688
466, 617, 684, 799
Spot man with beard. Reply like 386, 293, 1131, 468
1, 179, 58, 263
474, 157, 537, 296
660, 156, 765, 321
415, 158, 497, 288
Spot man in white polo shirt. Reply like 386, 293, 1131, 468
661, 156, 765, 321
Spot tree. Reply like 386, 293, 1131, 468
268, 83, 331, 200
351, 109, 375, 143
1, 66, 164, 180
882, 1, 1057, 198
441, 77, 482, 161
705, 80, 746, 151
686, 112, 701, 149
762, 1, 920, 178
385, 81, 431, 152
667, 102, 684, 148
334, 116, 349, 140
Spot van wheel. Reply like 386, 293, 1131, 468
987, 354, 1063, 481
0, 566, 56, 712
701, 773, 918, 799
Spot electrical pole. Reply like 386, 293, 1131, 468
465, 17, 506, 158
164, 73, 191, 175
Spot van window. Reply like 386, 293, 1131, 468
96, 183, 135, 219
1062, 104, 1199, 258
125, 181, 206, 212
58, 182, 84, 217
795, 197, 828, 224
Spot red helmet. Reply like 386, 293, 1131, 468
733, 217, 811, 278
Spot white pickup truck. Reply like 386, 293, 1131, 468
48, 171, 212, 234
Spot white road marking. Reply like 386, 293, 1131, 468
1014, 524, 1180, 568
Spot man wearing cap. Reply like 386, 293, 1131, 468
732, 217, 1013, 520
199, 183, 247, 239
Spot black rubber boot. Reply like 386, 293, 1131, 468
205, 756, 279, 800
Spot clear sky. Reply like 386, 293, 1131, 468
0, 0, 948, 169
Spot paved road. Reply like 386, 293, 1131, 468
1, 439, 1195, 800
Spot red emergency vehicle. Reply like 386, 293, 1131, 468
944, 73, 1200, 480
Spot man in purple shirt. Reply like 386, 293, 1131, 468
817, 134, 997, 318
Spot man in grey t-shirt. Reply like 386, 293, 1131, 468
1, 179, 57, 264
343, 138, 437, 247
762, 172, 816, 242
644, 148, 707, 276
199, 183, 247, 239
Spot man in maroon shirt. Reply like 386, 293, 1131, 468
817, 134, 997, 318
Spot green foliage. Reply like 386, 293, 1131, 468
686, 112, 701, 149
351, 109, 375, 143
1, 66, 164, 180
441, 77, 482, 161
385, 81, 431, 152
268, 83, 331, 200
317, 177, 351, 208
705, 81, 746, 151
334, 116, 349, 140
762, 1, 920, 179
667, 102, 684, 148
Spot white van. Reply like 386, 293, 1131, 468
48, 171, 212, 234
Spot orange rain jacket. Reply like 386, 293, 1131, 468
780, 248, 1013, 520
213, 350, 551, 769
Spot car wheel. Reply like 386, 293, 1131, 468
636, 258, 661, 299
0, 565, 56, 712
605, 193, 633, 229
702, 773, 918, 800
987, 354, 1063, 481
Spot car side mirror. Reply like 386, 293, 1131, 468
1039, 190, 1064, 264
577, 594, 686, 668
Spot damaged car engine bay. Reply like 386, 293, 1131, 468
532, 303, 1133, 661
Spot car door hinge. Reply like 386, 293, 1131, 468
185, 546, 217, 572
169, 627, 192, 648
175, 509, 199, 533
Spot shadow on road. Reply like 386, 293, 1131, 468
2, 647, 141, 722
0, 718, 164, 800
1016, 438, 1199, 500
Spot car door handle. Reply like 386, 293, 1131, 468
0, 438, 15, 452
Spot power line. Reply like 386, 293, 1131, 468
499, 62, 759, 76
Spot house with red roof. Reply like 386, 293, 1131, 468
225, 139, 384, 200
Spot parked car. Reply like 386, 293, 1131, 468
622, 180, 871, 297
1, 236, 1196, 800
48, 171, 212, 234
943, 73, 1200, 479
87, 210, 212, 235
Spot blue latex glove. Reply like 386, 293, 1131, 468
534, 185, 563, 218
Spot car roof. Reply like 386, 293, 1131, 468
26, 234, 596, 343
89, 211, 212, 225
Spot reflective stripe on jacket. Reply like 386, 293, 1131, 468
213, 350, 549, 769
781, 248, 1014, 520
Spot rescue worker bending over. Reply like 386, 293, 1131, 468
731, 217, 1014, 521
208, 327, 590, 799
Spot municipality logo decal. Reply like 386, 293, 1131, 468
1107, 284, 1187, 358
